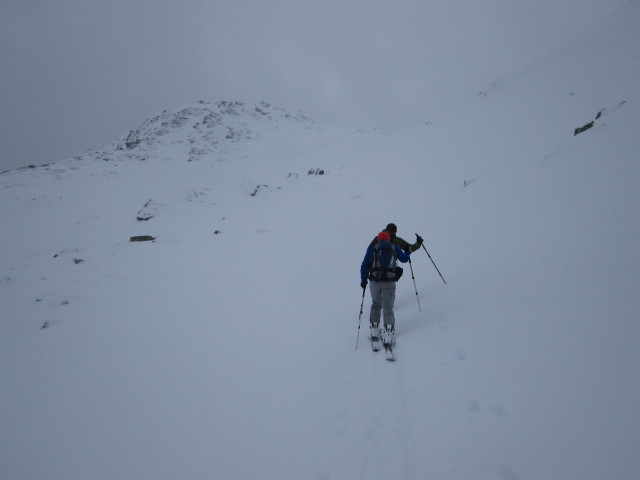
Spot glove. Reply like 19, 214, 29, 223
415, 234, 424, 246
360, 281, 368, 289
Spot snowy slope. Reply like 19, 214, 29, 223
2, 3, 640, 479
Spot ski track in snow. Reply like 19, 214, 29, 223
353, 352, 414, 480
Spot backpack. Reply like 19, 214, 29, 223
369, 239, 398, 281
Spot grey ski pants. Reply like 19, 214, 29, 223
369, 280, 397, 328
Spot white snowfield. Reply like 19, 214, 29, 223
2, 3, 640, 479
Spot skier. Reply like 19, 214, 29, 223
360, 231, 411, 351
371, 222, 423, 253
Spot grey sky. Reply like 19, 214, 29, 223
0, 0, 626, 172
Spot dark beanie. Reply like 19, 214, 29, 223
386, 223, 397, 234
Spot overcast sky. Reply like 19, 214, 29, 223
0, 0, 626, 172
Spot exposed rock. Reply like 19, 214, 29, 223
574, 121, 594, 136
130, 235, 156, 242
115, 100, 314, 154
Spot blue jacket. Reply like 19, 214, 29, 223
361, 240, 410, 283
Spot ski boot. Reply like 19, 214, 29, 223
370, 322, 380, 341
370, 322, 381, 351
381, 324, 395, 349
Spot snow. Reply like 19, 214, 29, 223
2, 3, 640, 479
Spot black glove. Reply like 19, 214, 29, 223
415, 234, 424, 246
360, 281, 368, 289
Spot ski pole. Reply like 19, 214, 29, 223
408, 258, 422, 311
355, 284, 367, 350
417, 233, 447, 285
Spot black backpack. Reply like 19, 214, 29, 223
369, 239, 398, 281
